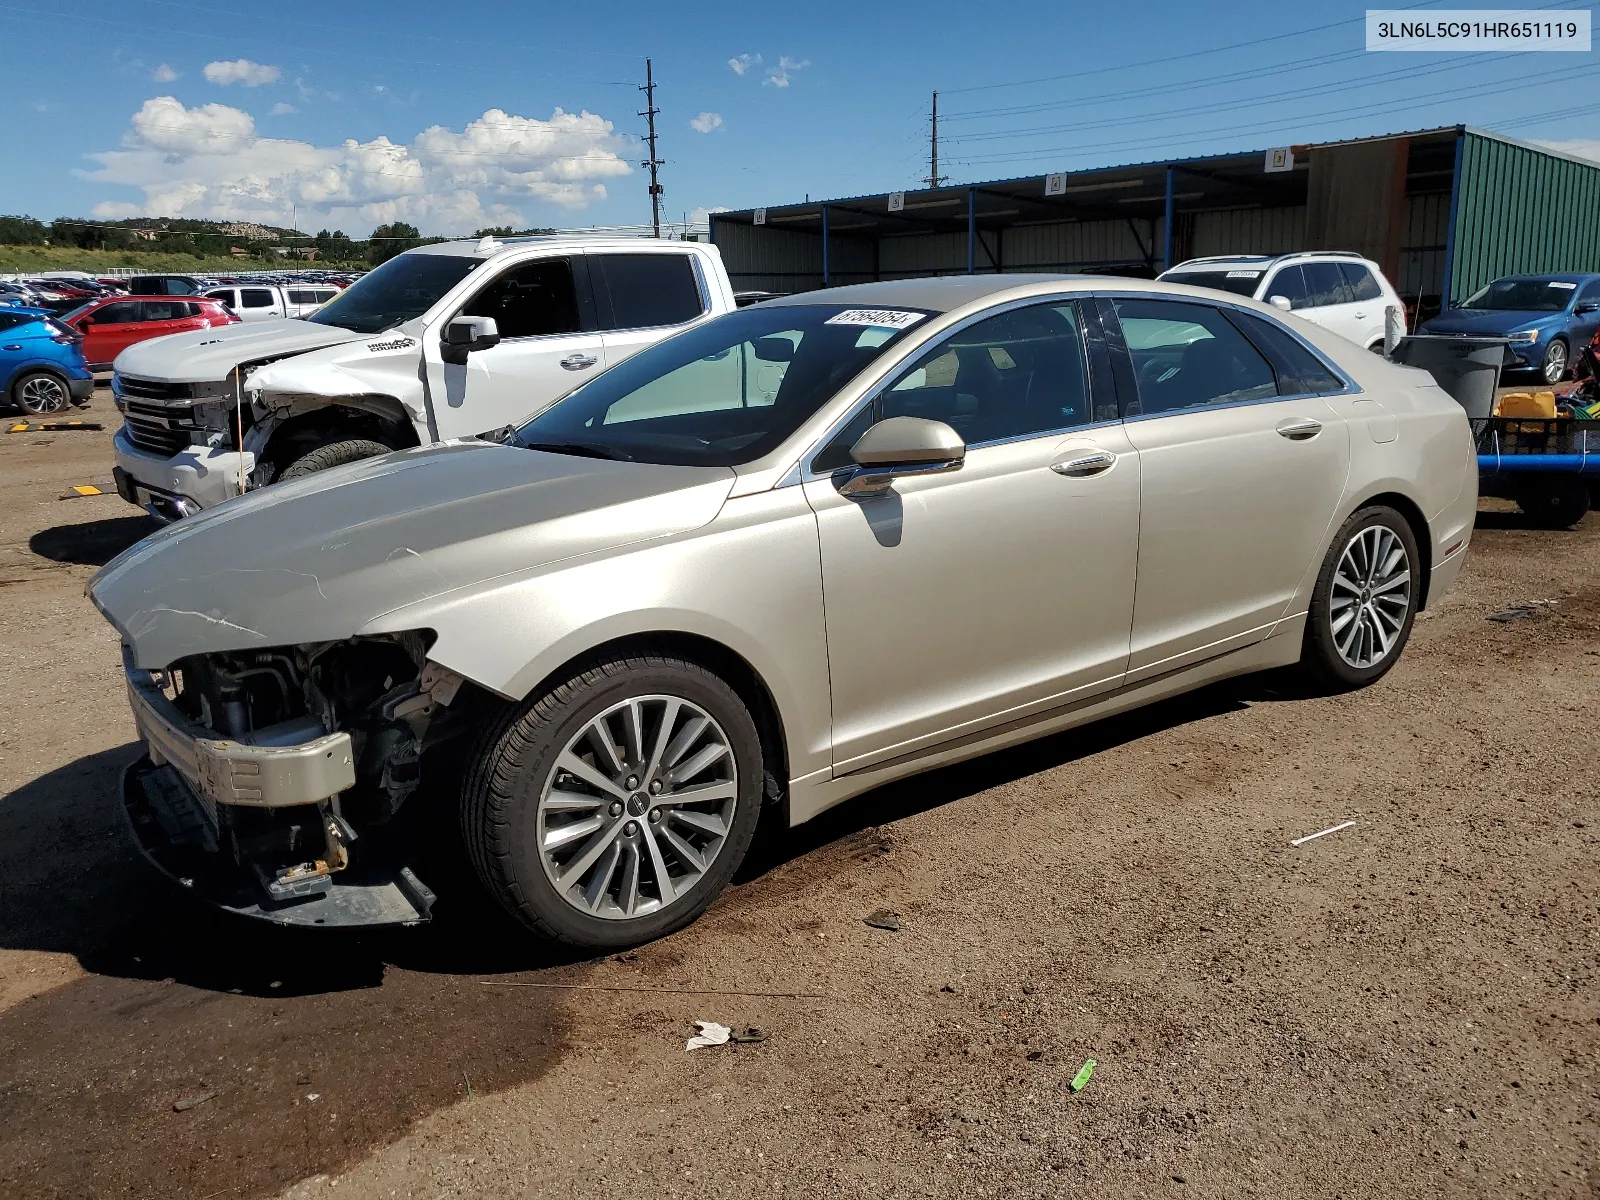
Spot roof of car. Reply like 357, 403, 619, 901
764, 273, 1223, 314
407, 235, 704, 259
1165, 251, 1372, 271
1489, 272, 1600, 282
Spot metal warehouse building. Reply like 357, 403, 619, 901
709, 126, 1600, 323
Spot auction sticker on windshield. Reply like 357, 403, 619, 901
825, 309, 927, 330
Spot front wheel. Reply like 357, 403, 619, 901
12, 371, 71, 415
1540, 338, 1569, 384
461, 654, 764, 948
1302, 506, 1420, 690
277, 437, 394, 480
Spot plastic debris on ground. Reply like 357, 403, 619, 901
1290, 819, 1357, 847
863, 908, 901, 931
1069, 1060, 1096, 1092
1487, 600, 1557, 623
686, 1020, 732, 1050
729, 1026, 769, 1044
172, 1090, 219, 1112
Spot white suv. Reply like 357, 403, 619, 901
1157, 252, 1405, 352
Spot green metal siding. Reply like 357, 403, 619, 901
1449, 132, 1600, 303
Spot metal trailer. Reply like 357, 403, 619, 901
1476, 417, 1600, 528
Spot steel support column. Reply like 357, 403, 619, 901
1162, 166, 1175, 270
821, 206, 830, 286
967, 188, 976, 273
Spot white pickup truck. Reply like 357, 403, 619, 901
200, 283, 342, 322
110, 237, 738, 519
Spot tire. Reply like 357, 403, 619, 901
1540, 338, 1569, 384
277, 437, 393, 480
11, 371, 70, 415
1516, 476, 1589, 529
1302, 505, 1421, 691
461, 654, 764, 948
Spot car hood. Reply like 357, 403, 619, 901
111, 318, 369, 383
89, 440, 737, 670
1420, 309, 1556, 336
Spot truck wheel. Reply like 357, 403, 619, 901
461, 654, 764, 949
12, 371, 71, 415
277, 438, 393, 480
1301, 505, 1419, 691
1516, 476, 1589, 529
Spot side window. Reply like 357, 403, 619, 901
205, 289, 236, 307
1112, 298, 1278, 415
1340, 264, 1383, 302
141, 301, 184, 322
460, 258, 581, 338
593, 253, 706, 330
1227, 310, 1346, 395
1578, 279, 1600, 304
287, 289, 315, 305
240, 289, 276, 309
1264, 264, 1311, 310
1302, 263, 1355, 308
0, 312, 22, 331
813, 301, 1093, 471
166, 279, 194, 295
96, 302, 142, 325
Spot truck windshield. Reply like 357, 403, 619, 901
1460, 278, 1574, 312
307, 254, 481, 333
513, 304, 932, 467
1156, 269, 1263, 297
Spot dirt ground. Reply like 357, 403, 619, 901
0, 393, 1595, 1200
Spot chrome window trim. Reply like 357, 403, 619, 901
1104, 291, 1363, 423
788, 290, 1103, 486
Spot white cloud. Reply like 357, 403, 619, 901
84, 98, 633, 233
728, 53, 761, 76
763, 56, 810, 89
270, 102, 296, 116
689, 111, 723, 134
1535, 138, 1600, 165
152, 63, 178, 83
203, 59, 281, 87
690, 206, 731, 224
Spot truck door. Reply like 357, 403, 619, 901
587, 251, 714, 369
427, 253, 607, 440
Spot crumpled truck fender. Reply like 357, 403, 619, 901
247, 334, 431, 430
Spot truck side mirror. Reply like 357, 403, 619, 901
442, 316, 500, 365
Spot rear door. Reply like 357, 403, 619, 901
590, 251, 712, 368
1338, 263, 1388, 348
137, 300, 195, 347
1298, 262, 1367, 346
1104, 295, 1351, 680
428, 252, 607, 440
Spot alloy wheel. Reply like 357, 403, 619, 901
1543, 340, 1568, 384
1329, 525, 1412, 669
18, 375, 69, 415
537, 694, 738, 920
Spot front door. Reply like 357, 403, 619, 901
804, 299, 1140, 773
1105, 295, 1351, 680
82, 299, 146, 364
426, 253, 608, 441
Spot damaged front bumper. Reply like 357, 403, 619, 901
120, 652, 437, 927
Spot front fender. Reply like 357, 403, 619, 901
360, 488, 834, 783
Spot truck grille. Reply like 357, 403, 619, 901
124, 401, 197, 456
116, 376, 208, 402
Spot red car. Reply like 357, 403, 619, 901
62, 296, 239, 371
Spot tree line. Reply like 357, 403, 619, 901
0, 216, 554, 266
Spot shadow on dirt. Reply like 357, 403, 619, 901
30, 515, 159, 566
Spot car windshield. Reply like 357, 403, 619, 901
1460, 278, 1575, 312
1158, 269, 1264, 297
60, 302, 97, 323
512, 304, 932, 467
306, 253, 481, 333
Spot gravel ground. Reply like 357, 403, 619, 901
0, 398, 1594, 1200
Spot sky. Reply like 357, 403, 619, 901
1, 0, 1596, 238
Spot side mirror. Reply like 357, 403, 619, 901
753, 336, 795, 363
1575, 301, 1600, 315
78, 315, 93, 326
1269, 295, 1292, 311
838, 416, 965, 497
442, 315, 500, 365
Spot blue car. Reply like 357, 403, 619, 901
0, 306, 95, 415
1420, 273, 1600, 384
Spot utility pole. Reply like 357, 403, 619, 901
639, 58, 664, 238
924, 90, 946, 189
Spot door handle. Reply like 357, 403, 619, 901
560, 353, 598, 371
1, 344, 19, 352
1354, 311, 1368, 319
1050, 449, 1117, 477
1276, 417, 1323, 440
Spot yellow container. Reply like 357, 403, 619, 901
1495, 391, 1558, 418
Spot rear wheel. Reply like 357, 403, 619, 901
1516, 475, 1589, 529
1302, 506, 1419, 690
277, 437, 393, 480
12, 371, 70, 415
461, 654, 764, 948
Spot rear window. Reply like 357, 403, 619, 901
591, 253, 706, 330
1340, 263, 1383, 302
1158, 268, 1263, 298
